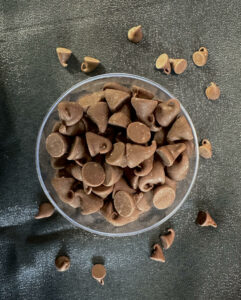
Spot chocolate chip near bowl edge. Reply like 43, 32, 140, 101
43, 80, 196, 228
160, 228, 175, 249
92, 264, 107, 285
55, 255, 70, 272
196, 211, 217, 228
81, 56, 100, 73
35, 202, 55, 219
150, 244, 165, 262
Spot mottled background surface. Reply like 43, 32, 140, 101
0, 0, 241, 299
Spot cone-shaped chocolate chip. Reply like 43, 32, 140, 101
82, 162, 105, 187
59, 121, 85, 136
165, 176, 177, 191
112, 178, 135, 197
153, 184, 176, 209
134, 156, 154, 177
196, 211, 217, 228
108, 105, 131, 128
66, 163, 83, 181
114, 191, 136, 217
138, 160, 165, 192
199, 139, 212, 159
92, 264, 106, 285
86, 132, 112, 157
105, 89, 130, 112
51, 156, 68, 169
35, 202, 55, 219
155, 53, 171, 75
126, 140, 157, 168
169, 58, 187, 74
83, 182, 92, 195
128, 25, 143, 43
87, 102, 109, 133
100, 201, 140, 227
77, 91, 105, 112
156, 143, 186, 167
46, 132, 68, 158
131, 97, 158, 126
75, 153, 91, 167
92, 185, 113, 199
166, 152, 189, 181
51, 177, 77, 203
132, 85, 154, 99
103, 82, 131, 94
193, 47, 208, 67
127, 122, 151, 144
150, 244, 165, 262
75, 189, 103, 215
153, 129, 165, 146
56, 47, 72, 67
52, 121, 62, 132
67, 136, 86, 161
55, 256, 70, 272
124, 168, 139, 189
155, 99, 181, 127
167, 115, 193, 142
103, 163, 123, 187
58, 101, 83, 126
160, 228, 175, 249
81, 56, 100, 73
183, 140, 195, 158
105, 142, 127, 168
135, 192, 152, 212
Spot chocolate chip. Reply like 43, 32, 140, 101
124, 167, 139, 189
193, 47, 208, 67
127, 122, 151, 144
153, 129, 166, 146
104, 89, 130, 112
55, 256, 70, 272
59, 121, 85, 136
150, 244, 165, 262
112, 178, 135, 197
167, 115, 193, 142
155, 53, 171, 75
105, 142, 127, 168
103, 163, 123, 187
82, 162, 105, 187
164, 176, 177, 191
103, 82, 131, 94
131, 85, 154, 99
67, 136, 86, 161
166, 152, 189, 181
156, 143, 186, 167
128, 25, 143, 43
114, 191, 136, 217
35, 202, 55, 219
66, 163, 83, 181
138, 160, 165, 192
77, 91, 105, 112
169, 58, 187, 74
58, 101, 83, 126
51, 156, 68, 170
81, 56, 100, 73
56, 47, 72, 67
160, 228, 175, 249
51, 177, 75, 201
108, 104, 131, 128
126, 141, 157, 168
205, 82, 220, 100
92, 264, 106, 285
153, 185, 176, 209
196, 211, 217, 228
134, 156, 154, 177
87, 102, 109, 133
199, 139, 212, 159
92, 185, 113, 199
46, 132, 68, 158
75, 189, 103, 215
52, 121, 62, 132
135, 192, 152, 212
86, 132, 112, 157
155, 99, 181, 127
183, 140, 195, 158
131, 97, 158, 126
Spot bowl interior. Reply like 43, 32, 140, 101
36, 73, 199, 237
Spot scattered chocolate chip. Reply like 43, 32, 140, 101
58, 101, 83, 126
193, 47, 208, 67
46, 132, 68, 158
156, 143, 186, 167
77, 91, 105, 112
55, 255, 70, 272
35, 202, 55, 219
155, 53, 171, 75
108, 104, 131, 128
128, 25, 143, 43
106, 142, 127, 168
169, 58, 187, 74
131, 85, 154, 99
105, 89, 130, 112
82, 162, 105, 187
114, 191, 136, 217
166, 152, 189, 181
127, 122, 151, 144
196, 211, 217, 228
199, 139, 212, 159
205, 82, 220, 100
153, 184, 176, 209
56, 47, 72, 67
150, 244, 165, 262
87, 102, 109, 133
155, 99, 181, 127
160, 228, 175, 249
167, 115, 193, 142
75, 189, 103, 214
81, 56, 100, 73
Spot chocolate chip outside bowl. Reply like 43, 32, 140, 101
36, 73, 199, 237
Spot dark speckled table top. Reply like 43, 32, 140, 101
0, 0, 241, 299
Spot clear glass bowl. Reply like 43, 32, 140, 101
36, 73, 199, 237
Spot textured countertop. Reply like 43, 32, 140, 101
0, 0, 241, 299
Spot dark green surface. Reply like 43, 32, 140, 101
1, 0, 241, 299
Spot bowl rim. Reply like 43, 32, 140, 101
36, 72, 199, 237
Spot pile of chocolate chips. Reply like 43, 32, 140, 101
45, 82, 194, 227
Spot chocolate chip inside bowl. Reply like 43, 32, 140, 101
45, 81, 194, 227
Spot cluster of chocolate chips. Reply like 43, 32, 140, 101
45, 82, 194, 227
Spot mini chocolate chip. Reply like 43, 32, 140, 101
155, 53, 171, 75
55, 255, 70, 272
205, 82, 220, 100
81, 56, 100, 73
193, 47, 208, 67
128, 25, 143, 43
35, 202, 55, 219
56, 47, 72, 67
160, 228, 175, 249
150, 244, 165, 262
196, 211, 217, 228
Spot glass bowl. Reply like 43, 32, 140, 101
36, 73, 199, 237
